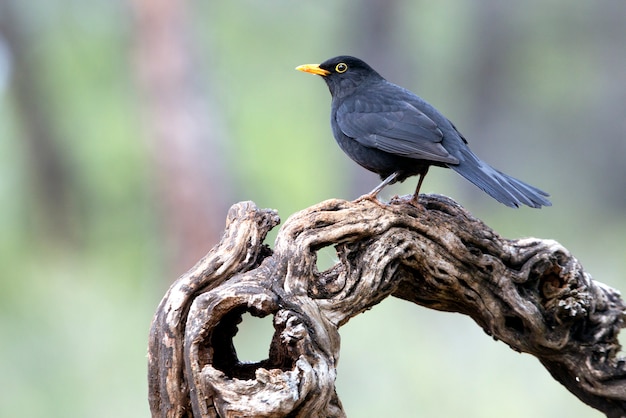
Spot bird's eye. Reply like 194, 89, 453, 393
335, 63, 348, 73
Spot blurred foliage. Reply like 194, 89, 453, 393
1, 0, 624, 417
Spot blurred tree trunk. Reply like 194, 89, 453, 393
131, 0, 232, 274
353, 0, 409, 84
588, 3, 626, 208
466, 1, 512, 132
461, 1, 517, 206
0, 0, 77, 243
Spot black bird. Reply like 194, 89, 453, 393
296, 56, 551, 208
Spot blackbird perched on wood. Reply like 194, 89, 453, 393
296, 56, 551, 208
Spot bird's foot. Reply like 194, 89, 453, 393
390, 193, 423, 208
353, 192, 387, 207
408, 193, 423, 208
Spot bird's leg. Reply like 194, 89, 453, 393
409, 168, 429, 206
368, 172, 399, 197
354, 172, 399, 203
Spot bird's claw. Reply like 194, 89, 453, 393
408, 194, 423, 208
353, 193, 387, 207
389, 193, 423, 209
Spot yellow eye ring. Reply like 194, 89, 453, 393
335, 63, 348, 73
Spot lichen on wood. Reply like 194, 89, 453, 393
148, 195, 626, 417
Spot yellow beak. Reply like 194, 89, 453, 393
295, 64, 330, 76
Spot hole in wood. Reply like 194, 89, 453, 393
315, 245, 339, 273
504, 315, 526, 335
211, 307, 276, 380
233, 312, 274, 364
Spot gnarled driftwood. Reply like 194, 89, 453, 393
148, 194, 626, 417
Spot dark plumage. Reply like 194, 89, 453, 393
296, 55, 551, 208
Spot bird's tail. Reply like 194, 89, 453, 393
449, 148, 551, 208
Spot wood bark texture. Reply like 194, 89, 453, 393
148, 195, 626, 418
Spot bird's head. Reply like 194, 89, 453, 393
296, 56, 382, 98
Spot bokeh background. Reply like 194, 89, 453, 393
1, 0, 625, 416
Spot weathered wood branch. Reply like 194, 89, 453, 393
148, 195, 626, 417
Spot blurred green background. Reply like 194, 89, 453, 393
1, 0, 624, 416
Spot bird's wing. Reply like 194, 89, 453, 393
336, 97, 459, 164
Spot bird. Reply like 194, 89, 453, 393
295, 55, 551, 208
